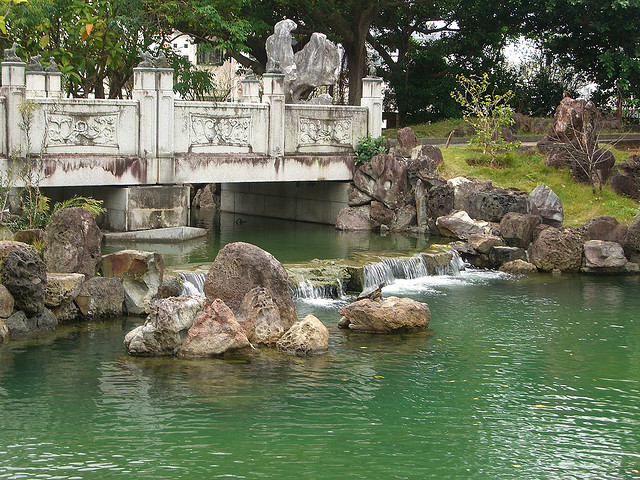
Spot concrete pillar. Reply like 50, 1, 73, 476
26, 71, 46, 98
45, 72, 63, 98
132, 67, 158, 162
156, 68, 175, 183
241, 75, 261, 103
1, 61, 26, 156
263, 73, 285, 157
361, 77, 384, 138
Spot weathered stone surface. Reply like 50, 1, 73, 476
448, 177, 493, 212
623, 215, 640, 263
397, 127, 419, 149
370, 200, 394, 228
124, 295, 207, 356
406, 156, 439, 189
532, 118, 552, 135
193, 184, 217, 208
353, 154, 408, 209
528, 185, 564, 227
177, 299, 251, 358
290, 32, 340, 102
591, 148, 616, 187
1, 249, 46, 315
580, 216, 628, 245
423, 184, 455, 231
276, 314, 329, 355
347, 184, 373, 207
100, 250, 164, 315
391, 204, 417, 232
0, 284, 14, 318
412, 145, 443, 165
337, 296, 430, 333
421, 245, 457, 274
528, 227, 585, 272
581, 240, 627, 273
335, 206, 372, 231
204, 242, 297, 330
500, 212, 542, 248
12, 229, 44, 246
43, 207, 102, 278
610, 173, 639, 199
489, 246, 528, 268
236, 287, 286, 346
75, 277, 124, 317
549, 97, 597, 144
0, 240, 38, 262
436, 211, 488, 240
499, 259, 539, 274
0, 319, 7, 342
467, 191, 529, 222
155, 276, 183, 299
265, 19, 297, 75
468, 233, 504, 254
45, 273, 85, 308
4, 308, 57, 337
544, 145, 569, 168
51, 301, 79, 323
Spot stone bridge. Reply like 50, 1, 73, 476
0, 61, 383, 230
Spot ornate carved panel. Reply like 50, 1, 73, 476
298, 117, 352, 147
190, 114, 251, 147
46, 112, 118, 147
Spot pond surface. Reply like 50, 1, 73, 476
2, 213, 640, 479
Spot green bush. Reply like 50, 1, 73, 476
354, 135, 385, 166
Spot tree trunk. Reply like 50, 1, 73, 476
344, 41, 366, 106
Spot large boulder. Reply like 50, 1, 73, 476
467, 191, 529, 222
43, 207, 102, 278
335, 205, 372, 231
236, 287, 286, 346
203, 242, 297, 330
436, 211, 488, 240
549, 97, 597, 144
623, 214, 640, 263
580, 216, 628, 245
391, 204, 417, 232
0, 249, 46, 315
100, 250, 164, 315
499, 259, 539, 274
338, 296, 430, 333
45, 273, 85, 307
499, 212, 542, 248
369, 200, 395, 228
396, 127, 418, 149
468, 233, 504, 255
177, 299, 251, 358
610, 173, 640, 199
347, 184, 373, 207
276, 314, 329, 355
447, 177, 493, 212
489, 246, 528, 268
124, 295, 207, 356
528, 185, 563, 227
75, 277, 124, 317
581, 240, 627, 273
0, 240, 38, 262
353, 154, 408, 209
528, 227, 585, 272
4, 308, 57, 337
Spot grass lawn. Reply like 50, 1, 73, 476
439, 146, 639, 226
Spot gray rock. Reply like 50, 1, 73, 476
1, 249, 47, 315
0, 284, 14, 318
177, 299, 251, 358
396, 127, 418, 149
610, 173, 639, 199
528, 185, 564, 227
337, 296, 431, 333
447, 177, 493, 212
489, 246, 528, 268
45, 273, 85, 308
499, 259, 539, 274
499, 212, 542, 248
436, 211, 488, 240
468, 233, 504, 255
203, 242, 297, 330
75, 277, 124, 318
335, 205, 372, 230
125, 295, 207, 356
290, 32, 340, 102
265, 19, 297, 75
353, 154, 408, 209
467, 191, 529, 222
528, 227, 585, 272
276, 314, 329, 355
347, 184, 373, 207
391, 204, 417, 232
100, 250, 164, 315
43, 207, 102, 278
580, 216, 628, 245
581, 240, 627, 273
236, 287, 286, 346
0, 240, 38, 263
4, 308, 57, 337
623, 215, 640, 262
51, 301, 79, 324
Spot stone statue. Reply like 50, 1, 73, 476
137, 49, 155, 68
45, 57, 59, 73
265, 19, 340, 103
4, 42, 20, 62
153, 51, 170, 68
27, 55, 43, 72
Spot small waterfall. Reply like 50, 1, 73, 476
433, 250, 466, 276
291, 279, 346, 300
180, 271, 206, 296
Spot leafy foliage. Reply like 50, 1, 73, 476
354, 135, 385, 165
451, 73, 520, 160
52, 196, 105, 218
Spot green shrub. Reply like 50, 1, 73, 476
354, 135, 385, 165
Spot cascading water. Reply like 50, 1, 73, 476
180, 271, 207, 296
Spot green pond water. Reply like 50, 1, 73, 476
2, 213, 640, 479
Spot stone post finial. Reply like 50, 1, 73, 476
3, 42, 20, 62
45, 57, 60, 73
27, 55, 44, 72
